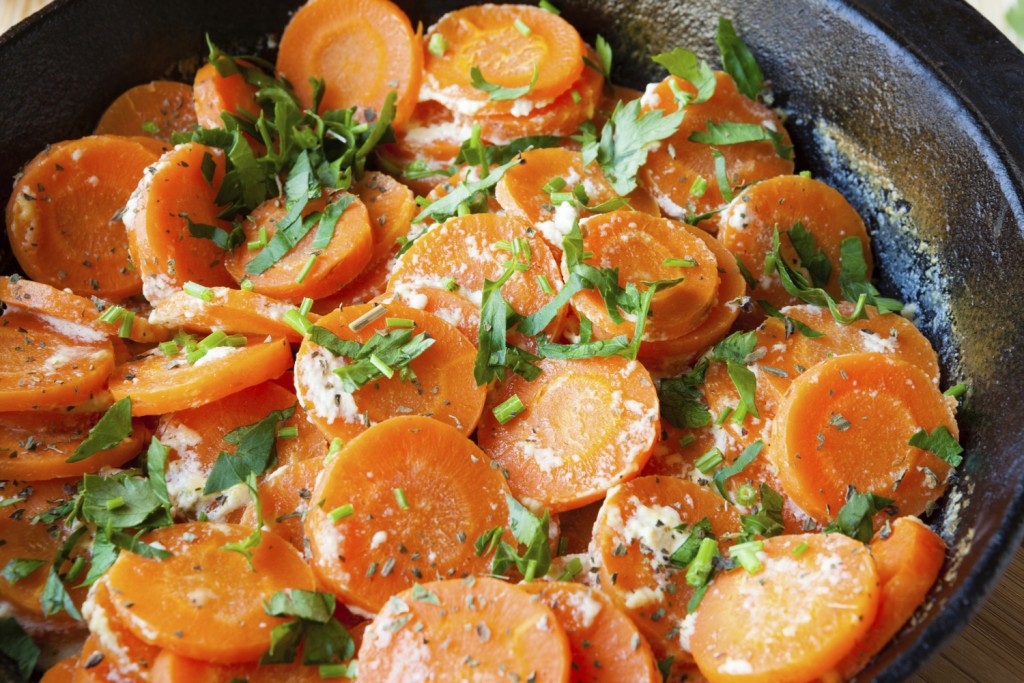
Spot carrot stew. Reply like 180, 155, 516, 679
1, 2, 965, 681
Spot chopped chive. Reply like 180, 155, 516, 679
258, 226, 268, 246
714, 407, 733, 425
97, 304, 126, 324
799, 170, 812, 178
386, 318, 416, 329
369, 353, 394, 379
543, 177, 567, 194
523, 558, 538, 582
240, 278, 254, 291
791, 541, 809, 557
277, 426, 298, 439
492, 394, 525, 425
65, 556, 86, 582
735, 484, 757, 506
394, 488, 409, 510
427, 33, 448, 57
663, 257, 696, 268
536, 274, 554, 295
514, 19, 532, 35
572, 183, 589, 205
198, 330, 228, 350
159, 340, 179, 356
247, 240, 263, 251
456, 201, 472, 217
556, 556, 583, 581
348, 303, 387, 332
318, 663, 356, 678
141, 120, 160, 134
327, 437, 344, 460
549, 191, 574, 205
283, 309, 313, 336
117, 310, 135, 338
731, 401, 749, 425
539, 0, 560, 14
944, 382, 968, 398
223, 334, 246, 347
678, 433, 696, 448
442, 277, 459, 292
695, 447, 724, 474
299, 297, 314, 317
105, 496, 126, 510
183, 281, 215, 302
329, 504, 354, 522
557, 536, 569, 556
571, 89, 581, 104
686, 537, 717, 587
186, 348, 207, 364
690, 176, 708, 197
295, 254, 317, 284
729, 540, 764, 574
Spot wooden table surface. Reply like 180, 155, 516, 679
2, 1, 1022, 681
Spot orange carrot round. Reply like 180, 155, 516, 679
691, 533, 881, 683
6, 136, 161, 299
294, 302, 485, 442
77, 578, 162, 682
477, 356, 659, 512
519, 580, 660, 682
375, 100, 466, 196
358, 577, 571, 682
276, 0, 423, 128
353, 171, 417, 267
40, 656, 77, 683
149, 287, 315, 343
311, 254, 397, 312
108, 336, 292, 416
304, 416, 514, 614
767, 353, 959, 523
379, 285, 482, 346
105, 522, 316, 664
94, 81, 198, 140
149, 648, 336, 683
239, 456, 324, 552
192, 62, 261, 129
123, 142, 237, 303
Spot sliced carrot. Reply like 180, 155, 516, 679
6, 136, 161, 299
295, 302, 484, 441
477, 356, 659, 512
519, 581, 660, 683
311, 254, 397, 313
239, 456, 324, 552
767, 353, 959, 523
375, 100, 466, 196
40, 656, 77, 683
641, 422, 716, 479
592, 475, 741, 664
717, 175, 872, 314
358, 577, 571, 681
702, 359, 778, 457
149, 287, 314, 343
638, 73, 794, 228
154, 380, 324, 520
0, 410, 147, 480
353, 171, 417, 266
754, 303, 940, 405
568, 212, 720, 342
636, 225, 747, 375
0, 276, 169, 343
389, 212, 567, 334
149, 647, 340, 683
124, 142, 237, 304
691, 533, 881, 683
192, 61, 261, 129
0, 311, 115, 412
304, 416, 514, 614
835, 517, 945, 678
94, 81, 198, 140
422, 4, 584, 109
276, 0, 423, 128
380, 285, 482, 345
105, 522, 316, 664
495, 147, 661, 253
75, 578, 162, 682
108, 336, 291, 416
0, 478, 87, 626
224, 190, 373, 303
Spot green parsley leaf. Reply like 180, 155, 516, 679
332, 329, 436, 392
908, 426, 964, 467
712, 440, 764, 499
712, 330, 757, 365
470, 65, 539, 101
838, 237, 903, 314
41, 525, 88, 620
205, 406, 296, 494
786, 222, 832, 288
311, 195, 357, 251
651, 48, 716, 104
491, 494, 552, 581
716, 17, 764, 100
261, 589, 354, 666
688, 120, 792, 159
727, 359, 759, 419
411, 154, 523, 225
187, 217, 245, 251
81, 472, 163, 529
657, 360, 712, 429
824, 487, 895, 543
1, 558, 45, 585
583, 35, 613, 82
738, 484, 785, 541
220, 473, 263, 570
668, 517, 714, 567
0, 617, 39, 682
65, 397, 132, 463
309, 325, 363, 357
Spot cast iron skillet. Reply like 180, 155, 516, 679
2, 0, 1024, 680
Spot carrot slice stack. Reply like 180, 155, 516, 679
192, 61, 261, 129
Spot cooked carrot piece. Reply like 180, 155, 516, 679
381, 285, 482, 346
638, 73, 794, 228
6, 136, 162, 299
592, 475, 741, 664
304, 416, 514, 614
76, 578, 162, 682
124, 142, 237, 303
375, 100, 466, 196
477, 356, 659, 512
702, 359, 778, 456
767, 353, 959, 524
717, 175, 872, 315
519, 581, 660, 683
294, 302, 485, 442
422, 4, 584, 110
353, 171, 417, 267
568, 212, 720, 342
39, 656, 77, 683
239, 456, 324, 552
149, 287, 314, 343
754, 303, 941, 405
154, 380, 324, 522
192, 62, 261, 129
108, 336, 291, 416
635, 226, 747, 375
149, 648, 339, 683
835, 517, 945, 678
495, 147, 661, 253
105, 522, 316, 664
276, 0, 423, 128
0, 478, 87, 625
0, 410, 147, 480
94, 81, 198, 140
358, 577, 571, 681
0, 311, 115, 412
224, 191, 373, 303
311, 254, 397, 313
691, 533, 881, 683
